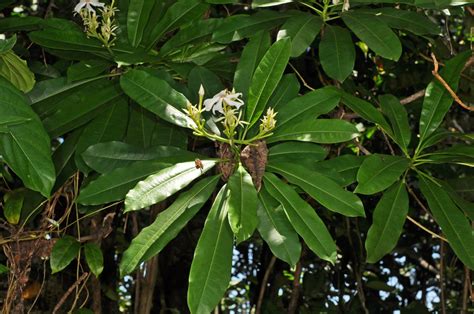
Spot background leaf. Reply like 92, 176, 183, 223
277, 11, 322, 57
188, 185, 233, 313
319, 25, 355, 82
84, 243, 104, 277
50, 236, 80, 274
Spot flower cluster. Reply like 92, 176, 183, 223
184, 86, 277, 146
75, 0, 118, 49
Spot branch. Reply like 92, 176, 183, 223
431, 53, 473, 112
288, 261, 302, 314
256, 256, 276, 314
52, 272, 89, 314
400, 89, 425, 105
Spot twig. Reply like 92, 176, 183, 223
288, 261, 302, 314
382, 132, 396, 155
430, 53, 473, 111
462, 266, 471, 313
289, 63, 315, 91
440, 241, 447, 314
400, 89, 426, 105
406, 216, 448, 242
256, 256, 277, 314
353, 139, 371, 156
52, 272, 89, 314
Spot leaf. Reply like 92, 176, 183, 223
227, 164, 259, 243
263, 173, 337, 264
0, 78, 55, 197
146, 0, 209, 49
317, 155, 365, 187
268, 74, 300, 111
419, 176, 474, 269
50, 236, 81, 274
418, 51, 470, 148
258, 189, 301, 267
269, 119, 360, 144
40, 80, 123, 138
212, 11, 290, 44
268, 142, 328, 164
365, 181, 409, 263
125, 160, 217, 212
339, 89, 392, 133
370, 8, 441, 36
246, 37, 291, 127
120, 69, 196, 129
77, 161, 171, 205
84, 243, 104, 277
252, 0, 293, 7
233, 31, 271, 100
74, 98, 129, 173
379, 95, 411, 151
0, 34, 16, 54
82, 141, 196, 174
0, 50, 35, 92
3, 189, 24, 225
66, 60, 110, 82
0, 264, 8, 275
127, 0, 155, 47
277, 12, 322, 57
267, 162, 365, 217
120, 176, 219, 276
276, 87, 341, 130
319, 25, 355, 82
355, 154, 409, 195
188, 185, 233, 313
342, 11, 402, 61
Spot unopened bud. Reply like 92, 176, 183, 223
199, 84, 205, 97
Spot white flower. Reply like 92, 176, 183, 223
203, 89, 244, 114
74, 0, 105, 13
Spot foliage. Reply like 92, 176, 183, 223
0, 0, 472, 313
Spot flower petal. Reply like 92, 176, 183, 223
74, 1, 86, 13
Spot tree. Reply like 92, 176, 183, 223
0, 0, 472, 313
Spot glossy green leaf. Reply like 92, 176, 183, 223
277, 12, 322, 57
0, 78, 55, 197
84, 243, 104, 277
227, 164, 259, 243
365, 181, 409, 263
234, 31, 271, 99
268, 74, 300, 111
339, 89, 392, 133
160, 18, 223, 56
258, 189, 301, 267
369, 8, 441, 35
3, 190, 24, 225
276, 87, 341, 130
212, 11, 290, 44
421, 145, 474, 166
66, 60, 110, 82
268, 142, 328, 164
40, 80, 123, 138
120, 69, 196, 129
0, 50, 35, 92
0, 34, 16, 54
355, 154, 409, 195
419, 176, 474, 269
267, 162, 365, 217
379, 94, 411, 151
82, 141, 196, 174
252, 0, 293, 7
120, 176, 219, 276
127, 0, 155, 47
77, 160, 171, 205
317, 155, 365, 187
418, 51, 470, 148
246, 37, 291, 127
125, 160, 217, 212
147, 0, 209, 49
319, 25, 355, 82
50, 236, 80, 274
269, 119, 360, 144
342, 12, 402, 61
75, 98, 129, 173
263, 173, 337, 264
188, 185, 233, 313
